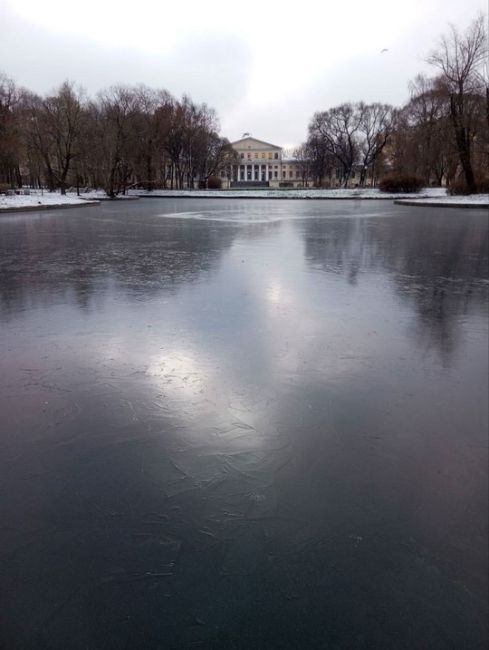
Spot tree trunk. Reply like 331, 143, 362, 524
146, 153, 152, 191
450, 95, 476, 193
359, 167, 367, 187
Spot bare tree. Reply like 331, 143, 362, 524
292, 143, 313, 187
357, 102, 394, 186
406, 75, 452, 184
93, 86, 140, 197
305, 133, 335, 186
0, 72, 23, 187
194, 134, 238, 187
24, 82, 86, 194
427, 14, 488, 192
309, 103, 362, 186
131, 85, 172, 191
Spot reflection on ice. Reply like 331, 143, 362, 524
147, 349, 209, 400
0, 199, 487, 649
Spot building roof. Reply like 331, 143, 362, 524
230, 137, 282, 151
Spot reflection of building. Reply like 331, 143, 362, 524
221, 136, 305, 189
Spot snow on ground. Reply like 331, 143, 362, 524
2, 188, 486, 210
133, 187, 448, 200
70, 190, 137, 200
134, 187, 488, 206
395, 194, 488, 206
0, 190, 98, 210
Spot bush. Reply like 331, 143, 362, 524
206, 175, 222, 189
378, 174, 424, 193
448, 177, 489, 195
0, 183, 11, 195
477, 177, 489, 193
448, 180, 472, 195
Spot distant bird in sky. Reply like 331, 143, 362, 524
380, 48, 389, 53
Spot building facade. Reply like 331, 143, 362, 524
219, 135, 373, 189
221, 136, 306, 189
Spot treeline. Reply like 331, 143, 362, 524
298, 15, 488, 192
1, 15, 487, 195
0, 81, 237, 195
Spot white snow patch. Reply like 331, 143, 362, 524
133, 187, 448, 200
70, 190, 136, 200
396, 194, 489, 206
0, 190, 97, 210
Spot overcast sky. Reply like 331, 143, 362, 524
1, 0, 486, 147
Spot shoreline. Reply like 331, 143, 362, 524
137, 193, 418, 201
0, 200, 100, 214
2, 195, 486, 212
137, 193, 489, 207
394, 199, 488, 209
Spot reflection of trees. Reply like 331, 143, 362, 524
0, 206, 241, 318
301, 218, 372, 285
300, 210, 488, 365
387, 217, 488, 364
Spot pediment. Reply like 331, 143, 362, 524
231, 137, 282, 151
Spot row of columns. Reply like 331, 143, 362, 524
235, 164, 279, 182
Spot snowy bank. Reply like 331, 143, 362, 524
394, 194, 489, 208
0, 191, 99, 213
134, 187, 448, 200
71, 190, 139, 201
135, 187, 489, 207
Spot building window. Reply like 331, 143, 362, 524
274, 171, 278, 178
283, 172, 287, 179
247, 153, 251, 159
261, 153, 265, 158
240, 153, 244, 159
254, 152, 258, 158
274, 153, 278, 159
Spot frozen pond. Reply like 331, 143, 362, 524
0, 199, 488, 648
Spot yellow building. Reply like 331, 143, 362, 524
222, 136, 305, 188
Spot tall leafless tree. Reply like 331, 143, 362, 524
26, 82, 85, 194
309, 103, 362, 187
292, 143, 314, 187
0, 73, 23, 188
357, 102, 394, 186
427, 14, 488, 192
